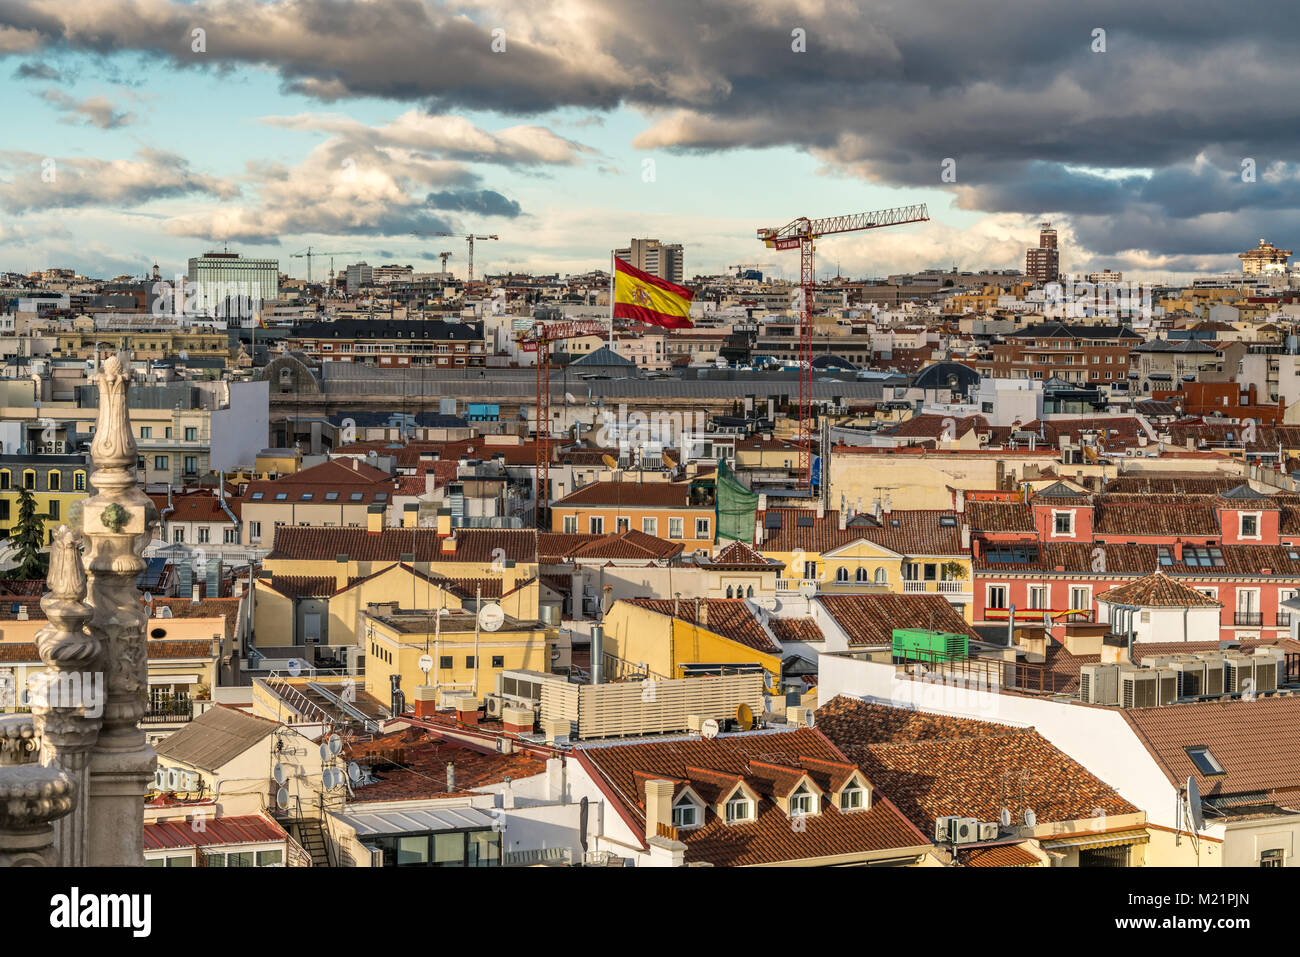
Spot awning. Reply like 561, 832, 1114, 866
148, 674, 201, 686
1039, 828, 1149, 851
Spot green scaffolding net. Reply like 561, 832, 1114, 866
715, 459, 759, 543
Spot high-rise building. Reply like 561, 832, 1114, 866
1238, 238, 1292, 275
1024, 222, 1059, 285
345, 262, 373, 290
614, 238, 684, 284
373, 264, 415, 285
187, 250, 279, 317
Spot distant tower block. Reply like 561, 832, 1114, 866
1238, 238, 1292, 276
1025, 222, 1059, 285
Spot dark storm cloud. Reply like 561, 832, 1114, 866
426, 189, 521, 218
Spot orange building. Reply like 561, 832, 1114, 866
550, 478, 716, 550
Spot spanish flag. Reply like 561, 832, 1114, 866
613, 257, 694, 329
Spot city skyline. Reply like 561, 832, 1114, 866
1, 1, 1298, 282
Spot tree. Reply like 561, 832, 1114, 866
8, 486, 49, 579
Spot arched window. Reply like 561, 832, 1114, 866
746, 585, 754, 598
855, 567, 869, 582
725, 585, 734, 598
835, 567, 849, 582
47, 471, 60, 492
874, 567, 887, 584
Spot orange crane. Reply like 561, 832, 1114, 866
413, 231, 498, 283
757, 203, 929, 486
516, 318, 609, 528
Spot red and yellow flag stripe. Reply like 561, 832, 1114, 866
613, 257, 694, 329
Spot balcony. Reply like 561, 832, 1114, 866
1233, 611, 1263, 628
141, 699, 195, 725
1277, 613, 1292, 629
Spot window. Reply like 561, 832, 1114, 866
440, 656, 453, 669
165, 427, 173, 439
198, 527, 210, 544
839, 787, 865, 811
491, 655, 504, 668
987, 585, 1008, 609
924, 563, 937, 581
224, 527, 239, 544
173, 528, 184, 543
325, 491, 339, 501
616, 517, 630, 533
1185, 746, 1225, 776
48, 501, 59, 521
1028, 585, 1047, 609
1240, 514, 1259, 538
140, 427, 152, 439
185, 427, 198, 442
1053, 511, 1073, 535
154, 456, 169, 471
725, 797, 753, 823
1184, 546, 1225, 567
74, 472, 85, 491
0, 501, 9, 521
47, 471, 59, 492
0, 471, 9, 490
789, 783, 817, 816
835, 566, 849, 582
695, 518, 710, 539
855, 567, 869, 582
465, 656, 476, 668
669, 517, 684, 539
1070, 586, 1090, 611
642, 517, 658, 536
803, 561, 817, 579
249, 521, 262, 541
275, 492, 288, 501
589, 516, 604, 534
256, 849, 283, 867
22, 470, 34, 490
184, 456, 198, 474
1261, 849, 1285, 868
562, 516, 577, 534
672, 797, 699, 829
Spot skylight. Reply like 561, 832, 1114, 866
1185, 746, 1225, 776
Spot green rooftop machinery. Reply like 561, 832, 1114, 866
891, 628, 969, 662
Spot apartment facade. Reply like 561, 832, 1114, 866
284, 318, 486, 368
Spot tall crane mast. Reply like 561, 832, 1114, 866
290, 247, 359, 284
515, 319, 609, 528
438, 251, 454, 274
413, 232, 499, 283
757, 203, 929, 487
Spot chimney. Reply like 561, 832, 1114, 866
699, 596, 709, 628
446, 762, 455, 793
1174, 540, 1184, 561
335, 554, 349, 591
441, 535, 457, 555
352, 457, 359, 471
815, 499, 825, 520
961, 524, 970, 549
191, 583, 201, 604
366, 504, 384, 533
424, 468, 436, 496
644, 778, 676, 840
436, 509, 452, 536
882, 493, 892, 518
403, 504, 418, 528
837, 509, 846, 531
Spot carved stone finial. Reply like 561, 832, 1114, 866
89, 352, 137, 470
47, 525, 86, 602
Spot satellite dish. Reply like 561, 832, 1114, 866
273, 763, 286, 786
736, 703, 754, 731
418, 654, 433, 674
348, 762, 362, 784
1185, 776, 1205, 832
564, 392, 577, 404
701, 718, 720, 739
319, 743, 331, 761
478, 602, 505, 632
1024, 808, 1037, 828
322, 768, 342, 789
328, 734, 343, 757
1000, 808, 1011, 828
805, 711, 816, 728
287, 658, 302, 678
797, 580, 817, 599
275, 786, 289, 810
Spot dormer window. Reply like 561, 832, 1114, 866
1053, 511, 1073, 535
725, 797, 753, 823
1240, 513, 1259, 538
839, 786, 866, 811
789, 783, 817, 816
672, 794, 701, 829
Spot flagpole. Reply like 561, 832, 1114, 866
608, 251, 615, 351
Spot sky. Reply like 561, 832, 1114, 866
0, 0, 1297, 284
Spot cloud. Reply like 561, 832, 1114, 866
13, 60, 61, 80
40, 88, 134, 128
0, 148, 237, 214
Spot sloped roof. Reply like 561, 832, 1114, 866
268, 526, 539, 563
1096, 572, 1223, 608
817, 595, 978, 647
620, 597, 780, 654
153, 705, 280, 772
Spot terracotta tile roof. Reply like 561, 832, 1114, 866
151, 491, 241, 523
816, 697, 1137, 832
885, 413, 990, 440
759, 509, 964, 555
241, 458, 394, 505
268, 526, 539, 564
699, 540, 782, 569
1130, 638, 1300, 665
963, 500, 1035, 533
768, 617, 823, 644
261, 575, 336, 599
1102, 474, 1244, 495
1092, 501, 1220, 537
1122, 695, 1300, 799
817, 595, 979, 647
0, 597, 44, 620
537, 532, 597, 561
577, 727, 931, 866
621, 598, 780, 654
147, 639, 217, 659
566, 529, 683, 561
346, 726, 548, 802
1097, 571, 1223, 607
145, 813, 288, 851
553, 480, 709, 509
149, 597, 242, 641
975, 541, 1300, 577
958, 844, 1041, 867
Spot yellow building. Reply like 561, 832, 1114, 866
0, 454, 90, 542
756, 507, 974, 620
360, 606, 555, 707
599, 597, 783, 685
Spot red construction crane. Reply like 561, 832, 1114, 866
516, 318, 609, 527
757, 203, 929, 487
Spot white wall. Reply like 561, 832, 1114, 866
211, 380, 270, 471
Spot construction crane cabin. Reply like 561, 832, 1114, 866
756, 203, 929, 487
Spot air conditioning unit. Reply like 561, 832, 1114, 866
153, 768, 167, 789
1079, 663, 1120, 705
484, 694, 506, 719
952, 817, 981, 845
1120, 669, 1158, 708
1154, 668, 1179, 706
934, 815, 959, 843
1198, 655, 1226, 696
166, 768, 181, 790
1255, 657, 1279, 694
1223, 655, 1256, 694
977, 822, 999, 842
182, 771, 198, 792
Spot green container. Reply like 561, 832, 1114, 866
891, 628, 969, 661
